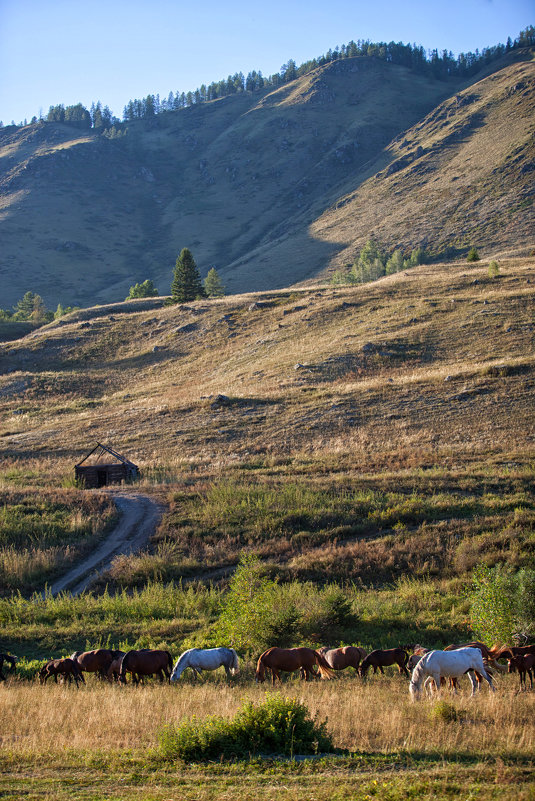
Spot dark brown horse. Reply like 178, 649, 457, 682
491, 643, 535, 662
106, 652, 126, 682
0, 653, 17, 681
359, 648, 409, 677
255, 647, 335, 684
318, 646, 367, 673
71, 649, 123, 680
508, 653, 534, 690
39, 658, 85, 686
119, 649, 173, 684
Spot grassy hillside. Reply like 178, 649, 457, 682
1, 50, 533, 309
1, 255, 532, 466
312, 51, 535, 273
0, 253, 533, 602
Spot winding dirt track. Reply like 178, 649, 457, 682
48, 491, 164, 596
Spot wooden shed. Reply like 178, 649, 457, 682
75, 443, 140, 488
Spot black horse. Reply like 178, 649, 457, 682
0, 653, 17, 681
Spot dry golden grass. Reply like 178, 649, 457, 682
1, 256, 533, 473
0, 675, 532, 757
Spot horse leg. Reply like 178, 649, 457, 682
480, 668, 495, 692
379, 666, 385, 675
467, 670, 478, 696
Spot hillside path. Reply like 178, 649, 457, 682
48, 491, 164, 597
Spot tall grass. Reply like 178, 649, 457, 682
0, 488, 116, 592
0, 678, 531, 758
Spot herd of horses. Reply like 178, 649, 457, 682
1, 641, 534, 697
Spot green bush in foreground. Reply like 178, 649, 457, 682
158, 694, 334, 761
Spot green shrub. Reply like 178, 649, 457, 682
429, 700, 459, 723
157, 694, 334, 761
488, 260, 500, 278
470, 564, 535, 644
467, 247, 480, 262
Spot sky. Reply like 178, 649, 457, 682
0, 0, 532, 124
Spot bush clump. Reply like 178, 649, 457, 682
429, 700, 459, 723
157, 694, 334, 761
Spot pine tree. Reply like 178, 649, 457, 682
204, 267, 225, 298
171, 249, 206, 302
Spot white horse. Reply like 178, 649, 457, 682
170, 647, 239, 681
409, 647, 495, 700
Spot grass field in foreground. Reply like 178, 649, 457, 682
0, 678, 533, 801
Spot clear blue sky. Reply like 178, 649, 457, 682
0, 0, 532, 124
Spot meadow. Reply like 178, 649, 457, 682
1, 675, 534, 801
0, 256, 534, 798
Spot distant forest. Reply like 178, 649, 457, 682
2, 26, 534, 129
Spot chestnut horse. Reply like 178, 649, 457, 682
255, 647, 335, 684
359, 648, 409, 677
508, 653, 535, 690
491, 643, 535, 662
119, 649, 173, 684
71, 649, 123, 680
318, 646, 367, 673
39, 658, 85, 686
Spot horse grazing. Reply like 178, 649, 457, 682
71, 649, 123, 680
0, 653, 17, 681
39, 658, 85, 687
408, 646, 493, 692
170, 647, 239, 682
119, 649, 173, 684
106, 652, 126, 682
318, 646, 367, 673
255, 647, 335, 684
410, 648, 495, 700
508, 653, 535, 690
359, 648, 409, 678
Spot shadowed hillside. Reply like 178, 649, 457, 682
1, 50, 533, 309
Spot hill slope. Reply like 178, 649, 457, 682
0, 51, 533, 309
0, 255, 533, 471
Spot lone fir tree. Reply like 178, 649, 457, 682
171, 248, 206, 302
204, 266, 225, 298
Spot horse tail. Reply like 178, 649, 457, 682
313, 651, 336, 679
166, 651, 173, 671
119, 650, 133, 683
230, 648, 239, 675
255, 654, 266, 682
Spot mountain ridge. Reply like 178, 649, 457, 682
0, 49, 533, 308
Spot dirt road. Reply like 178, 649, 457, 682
48, 491, 164, 596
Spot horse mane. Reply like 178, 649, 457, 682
229, 648, 239, 674
409, 653, 427, 690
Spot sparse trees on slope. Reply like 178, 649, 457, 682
126, 279, 159, 300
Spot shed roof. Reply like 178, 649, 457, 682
75, 443, 138, 468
